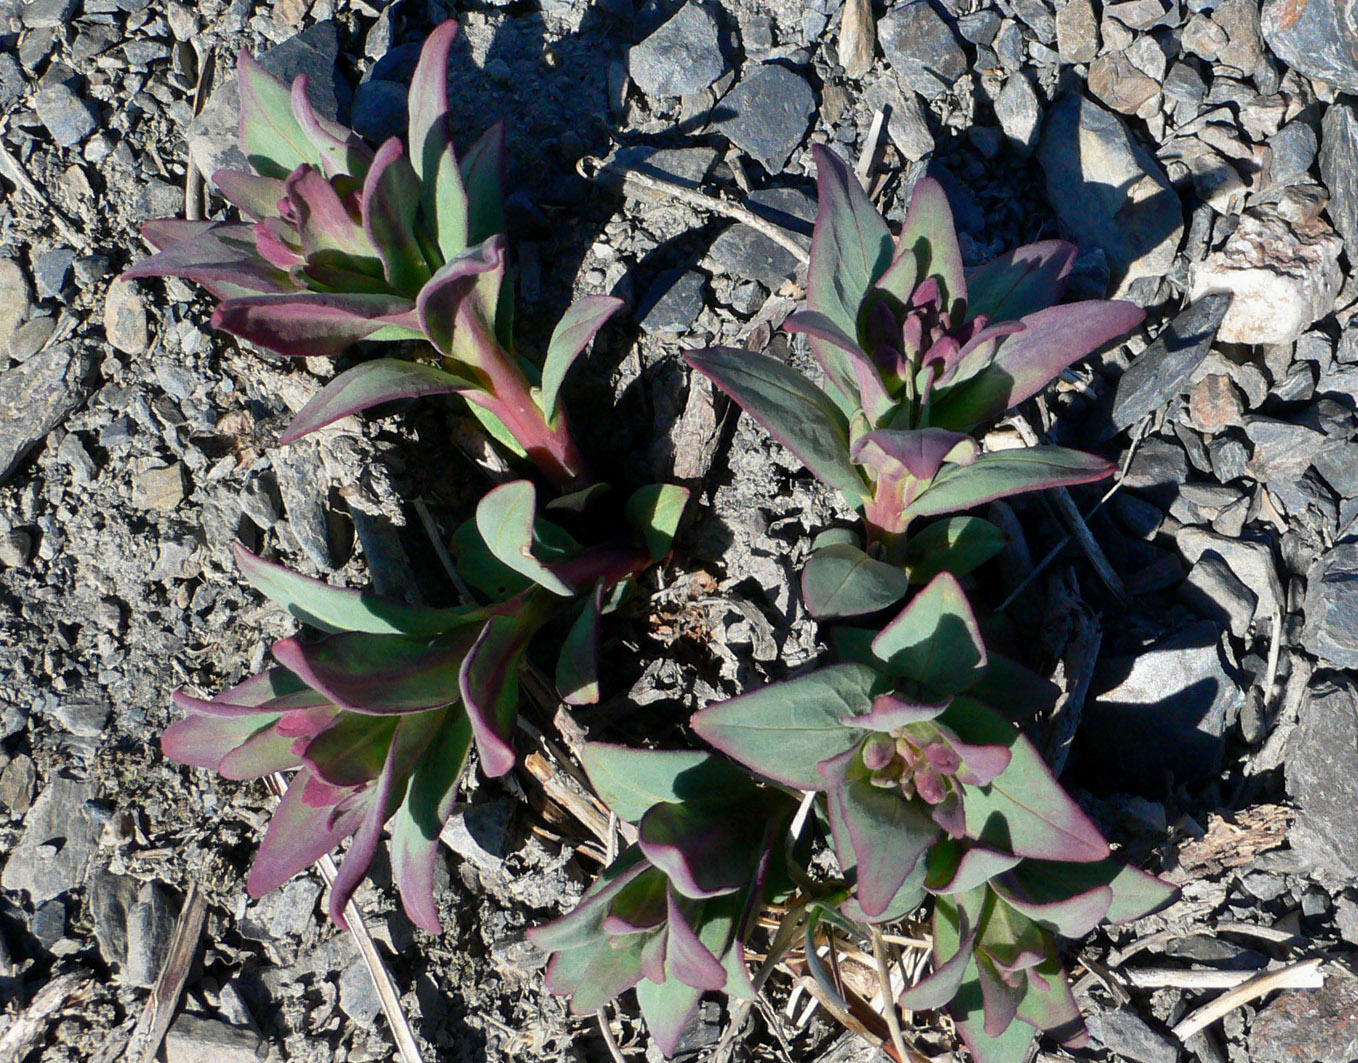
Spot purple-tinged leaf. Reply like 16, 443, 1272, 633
391, 710, 473, 932
284, 165, 376, 265
580, 744, 755, 824
964, 240, 1076, 323
408, 20, 470, 261
546, 937, 647, 1015
212, 292, 420, 357
1015, 955, 1086, 1046
254, 218, 306, 270
361, 138, 429, 293
234, 542, 476, 635
528, 850, 652, 953
871, 249, 918, 306
603, 870, 668, 933
806, 145, 893, 339
1004, 858, 1178, 925
237, 50, 316, 178
666, 893, 727, 990
280, 358, 476, 444
459, 120, 506, 245
538, 295, 624, 423
290, 75, 373, 179
939, 730, 1012, 787
685, 347, 867, 504
931, 300, 1145, 429
625, 483, 689, 562
902, 516, 1006, 586
141, 218, 217, 251
297, 712, 397, 787
635, 975, 703, 1059
459, 609, 543, 778
122, 223, 296, 298
690, 663, 877, 789
328, 709, 441, 926
217, 723, 305, 779
415, 236, 505, 367
946, 698, 1110, 863
783, 310, 893, 424
248, 768, 367, 896
897, 177, 967, 314
212, 170, 287, 221
976, 954, 1025, 1037
556, 584, 602, 706
476, 480, 576, 596
871, 572, 987, 695
904, 447, 1115, 520
161, 712, 281, 771
932, 320, 1025, 392
850, 692, 953, 732
852, 428, 978, 482
172, 666, 309, 718
900, 905, 977, 1011
820, 746, 940, 919
640, 926, 668, 984
801, 543, 911, 621
991, 877, 1112, 938
272, 630, 471, 714
638, 801, 773, 901
924, 840, 1022, 895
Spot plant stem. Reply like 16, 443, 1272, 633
871, 926, 911, 1063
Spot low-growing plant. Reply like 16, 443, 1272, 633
532, 147, 1173, 1063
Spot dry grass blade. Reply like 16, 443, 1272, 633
265, 773, 422, 1063
123, 884, 207, 1063
0, 968, 94, 1063
1170, 958, 1326, 1041
184, 41, 214, 221
870, 926, 910, 1063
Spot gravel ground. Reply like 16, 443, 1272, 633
2, 0, 1358, 1061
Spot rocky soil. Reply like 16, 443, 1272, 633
1, 0, 1358, 1061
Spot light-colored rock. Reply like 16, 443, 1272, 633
164, 1014, 261, 1063
1189, 204, 1343, 345
1056, 0, 1099, 62
1, 775, 103, 903
132, 463, 187, 511
1088, 52, 1160, 114
0, 259, 32, 356
103, 278, 149, 355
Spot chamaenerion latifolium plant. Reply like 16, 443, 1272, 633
532, 147, 1176, 1063
134, 21, 688, 931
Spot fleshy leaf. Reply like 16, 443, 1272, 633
361, 138, 429, 292
899, 904, 977, 1010
459, 608, 545, 777
391, 710, 475, 932
528, 850, 651, 953
580, 744, 756, 823
161, 712, 281, 771
280, 358, 478, 444
685, 347, 867, 504
272, 630, 471, 714
924, 839, 1023, 895
930, 301, 1144, 429
947, 698, 1109, 863
625, 483, 689, 561
212, 170, 287, 221
806, 145, 893, 339
848, 692, 951, 730
852, 428, 978, 482
475, 480, 576, 596
783, 310, 893, 423
415, 236, 505, 368
801, 543, 911, 620
902, 517, 1007, 585
237, 51, 316, 178
964, 240, 1076, 322
1003, 858, 1178, 925
122, 222, 296, 296
172, 667, 309, 717
248, 768, 367, 896
299, 712, 396, 787
290, 75, 372, 179
546, 938, 647, 1016
991, 877, 1113, 938
234, 543, 474, 635
459, 120, 507, 245
904, 447, 1115, 520
871, 572, 987, 695
285, 166, 375, 265
896, 177, 966, 313
690, 663, 877, 788
665, 894, 728, 990
538, 296, 624, 423
637, 802, 770, 900
635, 974, 703, 1058
212, 292, 420, 357
408, 20, 470, 262
556, 585, 602, 706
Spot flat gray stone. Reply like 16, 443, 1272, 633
611, 146, 718, 190
1037, 93, 1183, 299
716, 64, 816, 174
103, 278, 149, 355
34, 82, 97, 147
1244, 416, 1329, 483
1078, 620, 1241, 793
164, 1014, 261, 1063
707, 187, 813, 287
0, 258, 33, 356
21, 0, 78, 29
1109, 293, 1229, 433
339, 958, 383, 1025
1262, 0, 1358, 95
0, 342, 92, 485
1174, 525, 1282, 621
627, 2, 727, 98
1321, 102, 1358, 257
879, 0, 967, 100
995, 72, 1042, 158
1, 775, 103, 904
1087, 1006, 1178, 1063
1181, 554, 1258, 639
126, 881, 178, 987
1287, 677, 1358, 878
1303, 537, 1358, 669
90, 869, 140, 969
638, 270, 706, 335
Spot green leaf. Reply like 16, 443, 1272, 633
556, 586, 601, 706
538, 296, 624, 423
233, 543, 475, 636
947, 698, 1110, 864
902, 517, 1007, 585
459, 120, 506, 246
871, 572, 987, 695
635, 975, 703, 1057
806, 144, 893, 339
299, 712, 397, 787
801, 543, 911, 620
580, 744, 755, 823
964, 240, 1075, 322
690, 663, 878, 789
896, 177, 967, 313
361, 138, 429, 292
625, 483, 690, 561
272, 630, 471, 714
280, 359, 476, 444
407, 20, 469, 262
451, 517, 533, 600
685, 347, 867, 504
236, 52, 316, 178
1005, 858, 1178, 925
475, 480, 576, 596
924, 839, 1022, 895
904, 447, 1115, 520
